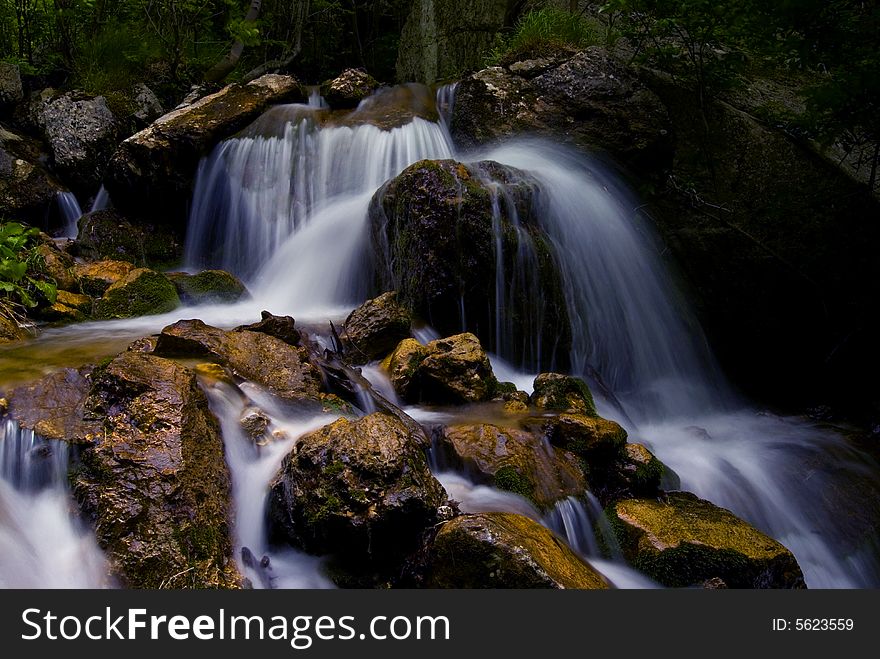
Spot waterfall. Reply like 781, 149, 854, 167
55, 191, 82, 239
0, 420, 108, 588
90, 185, 111, 212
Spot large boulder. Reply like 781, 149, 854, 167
451, 47, 672, 177
268, 413, 448, 574
396, 0, 518, 84
93, 267, 180, 319
0, 62, 23, 110
73, 352, 240, 588
424, 512, 609, 588
154, 319, 322, 402
321, 69, 381, 108
370, 159, 570, 369
36, 92, 119, 191
0, 126, 64, 223
167, 270, 248, 305
342, 291, 412, 363
384, 333, 499, 405
610, 492, 805, 588
5, 366, 96, 440
439, 423, 585, 509
71, 209, 182, 268
105, 74, 304, 223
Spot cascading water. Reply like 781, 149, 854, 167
55, 191, 83, 239
90, 185, 111, 212
0, 420, 108, 587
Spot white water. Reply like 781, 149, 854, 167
56, 191, 82, 238
0, 420, 109, 587
90, 185, 111, 212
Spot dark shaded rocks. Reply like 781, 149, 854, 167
167, 269, 248, 305
342, 291, 411, 363
396, 0, 517, 84
154, 319, 322, 402
71, 209, 182, 268
93, 268, 181, 319
451, 47, 672, 177
105, 74, 304, 223
383, 333, 498, 404
0, 62, 23, 110
438, 423, 585, 509
424, 512, 609, 588
610, 492, 805, 588
73, 352, 240, 588
268, 413, 447, 574
371, 159, 570, 369
321, 69, 381, 108
0, 126, 64, 223
131, 83, 164, 125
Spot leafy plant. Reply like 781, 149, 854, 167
0, 222, 57, 313
486, 7, 599, 66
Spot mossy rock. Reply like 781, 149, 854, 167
167, 269, 249, 304
425, 512, 610, 589
36, 302, 86, 324
381, 337, 427, 400
0, 314, 29, 343
72, 209, 182, 268
342, 291, 412, 363
418, 332, 498, 404
56, 290, 93, 313
530, 373, 597, 415
610, 492, 805, 588
94, 267, 180, 319
74, 259, 136, 297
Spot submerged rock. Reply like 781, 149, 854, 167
93, 267, 180, 319
321, 69, 381, 108
452, 47, 672, 177
74, 352, 240, 588
439, 423, 585, 509
424, 512, 609, 589
167, 269, 248, 305
342, 291, 411, 363
72, 209, 182, 268
268, 413, 447, 573
610, 492, 805, 588
105, 74, 304, 223
155, 319, 322, 402
370, 158, 570, 370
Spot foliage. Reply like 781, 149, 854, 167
0, 222, 57, 315
487, 7, 599, 66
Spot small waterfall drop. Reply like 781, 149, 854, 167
90, 185, 111, 212
0, 420, 109, 588
55, 191, 82, 239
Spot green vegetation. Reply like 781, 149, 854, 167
487, 7, 599, 65
0, 221, 56, 323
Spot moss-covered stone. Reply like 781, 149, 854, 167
94, 267, 180, 319
36, 302, 86, 323
381, 337, 427, 400
33, 241, 78, 291
418, 333, 498, 404
0, 314, 28, 343
530, 373, 597, 415
56, 289, 93, 313
424, 512, 610, 589
71, 209, 182, 268
72, 352, 240, 588
267, 413, 448, 578
440, 423, 585, 510
167, 269, 248, 304
342, 291, 412, 363
74, 259, 136, 297
610, 492, 805, 588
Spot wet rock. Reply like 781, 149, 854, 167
34, 241, 78, 292
618, 443, 665, 497
0, 315, 28, 343
424, 512, 610, 589
93, 268, 180, 319
370, 158, 570, 369
381, 338, 427, 401
239, 406, 271, 444
71, 209, 182, 268
321, 69, 381, 108
418, 333, 498, 404
530, 373, 597, 415
610, 492, 805, 588
155, 319, 322, 402
0, 127, 64, 223
37, 92, 118, 191
342, 291, 411, 363
55, 290, 93, 314
5, 366, 97, 441
268, 413, 447, 573
0, 62, 23, 110
439, 423, 585, 509
167, 270, 248, 305
35, 302, 86, 324
105, 74, 304, 224
73, 259, 135, 297
74, 352, 240, 588
452, 47, 672, 177
527, 413, 627, 461
234, 311, 301, 347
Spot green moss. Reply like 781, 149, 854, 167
169, 270, 248, 304
494, 465, 535, 503
94, 269, 180, 319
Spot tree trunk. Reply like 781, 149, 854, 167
204, 0, 263, 83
